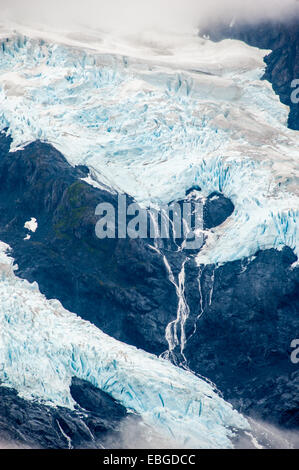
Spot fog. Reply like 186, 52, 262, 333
99, 416, 299, 449
1, 415, 298, 449
0, 0, 298, 35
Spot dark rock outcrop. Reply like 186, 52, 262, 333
184, 247, 299, 429
70, 378, 126, 422
204, 192, 234, 229
0, 378, 129, 449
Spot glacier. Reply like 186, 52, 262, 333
0, 27, 298, 265
0, 21, 297, 450
0, 243, 249, 448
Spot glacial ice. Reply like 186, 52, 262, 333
0, 243, 249, 448
0, 25, 297, 448
0, 29, 298, 264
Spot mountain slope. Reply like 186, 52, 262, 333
0, 22, 298, 448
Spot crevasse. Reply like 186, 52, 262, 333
0, 244, 249, 448
0, 32, 298, 264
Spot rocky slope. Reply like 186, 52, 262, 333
0, 132, 297, 446
0, 378, 128, 449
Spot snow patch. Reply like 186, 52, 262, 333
24, 217, 38, 233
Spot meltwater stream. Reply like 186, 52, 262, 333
160, 256, 190, 366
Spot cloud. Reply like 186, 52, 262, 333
237, 418, 299, 449
0, 0, 298, 34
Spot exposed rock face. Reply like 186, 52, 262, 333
0, 378, 128, 449
200, 19, 299, 130
184, 247, 299, 429
0, 132, 298, 447
0, 132, 177, 356
204, 192, 234, 229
